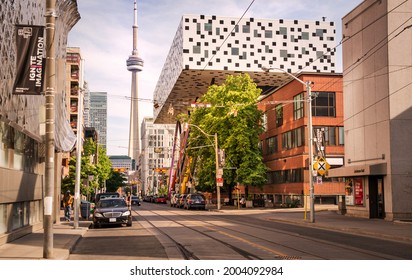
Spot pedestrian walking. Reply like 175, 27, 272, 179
126, 192, 131, 209
63, 190, 74, 221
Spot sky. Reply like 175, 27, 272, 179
68, 0, 363, 156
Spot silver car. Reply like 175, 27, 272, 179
92, 197, 132, 228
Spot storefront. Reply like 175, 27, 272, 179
327, 163, 386, 219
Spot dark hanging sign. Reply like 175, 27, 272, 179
13, 25, 45, 95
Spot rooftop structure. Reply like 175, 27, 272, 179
153, 15, 337, 123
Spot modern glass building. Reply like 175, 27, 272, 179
89, 92, 108, 151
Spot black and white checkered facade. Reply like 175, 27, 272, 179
153, 15, 336, 123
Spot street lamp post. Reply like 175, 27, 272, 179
262, 66, 315, 223
185, 123, 221, 210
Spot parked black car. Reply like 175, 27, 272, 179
184, 193, 206, 210
93, 197, 132, 228
131, 196, 141, 206
95, 192, 120, 203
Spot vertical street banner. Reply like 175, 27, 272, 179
13, 25, 45, 95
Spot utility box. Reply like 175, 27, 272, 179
81, 201, 91, 219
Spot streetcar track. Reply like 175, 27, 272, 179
134, 208, 263, 260
134, 204, 398, 260
184, 210, 395, 260
135, 213, 199, 260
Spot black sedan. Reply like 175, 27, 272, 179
131, 196, 141, 206
92, 197, 132, 228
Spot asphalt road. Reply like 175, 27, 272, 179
68, 202, 412, 260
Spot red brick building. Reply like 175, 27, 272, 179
253, 73, 345, 207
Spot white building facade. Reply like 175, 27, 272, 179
153, 15, 337, 124
140, 117, 176, 196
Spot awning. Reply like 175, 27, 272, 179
327, 162, 387, 178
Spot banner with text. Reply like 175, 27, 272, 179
13, 25, 45, 95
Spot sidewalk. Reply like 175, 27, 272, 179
0, 205, 411, 260
0, 218, 92, 260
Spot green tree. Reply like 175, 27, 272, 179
61, 138, 112, 197
96, 144, 112, 189
157, 185, 168, 197
186, 74, 268, 195
105, 170, 128, 192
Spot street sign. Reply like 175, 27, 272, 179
217, 168, 223, 176
314, 157, 330, 176
216, 177, 223, 186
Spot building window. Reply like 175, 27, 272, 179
282, 131, 292, 150
0, 121, 11, 168
314, 126, 344, 146
324, 126, 336, 145
315, 28, 325, 37
242, 25, 250, 33
301, 32, 309, 40
338, 127, 344, 145
280, 50, 288, 58
279, 27, 287, 35
275, 104, 283, 127
293, 93, 304, 120
11, 202, 29, 231
267, 168, 303, 184
193, 45, 201, 54
231, 47, 239, 55
266, 136, 278, 155
204, 23, 212, 32
282, 127, 304, 150
265, 30, 273, 38
14, 130, 24, 170
312, 92, 336, 117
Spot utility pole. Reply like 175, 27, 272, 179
74, 59, 84, 229
215, 133, 221, 210
306, 82, 315, 223
44, 0, 56, 259
261, 66, 315, 222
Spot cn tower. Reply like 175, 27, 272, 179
126, 0, 143, 169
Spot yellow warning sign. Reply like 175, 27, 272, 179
314, 157, 330, 176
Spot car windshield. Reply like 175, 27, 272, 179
191, 195, 204, 201
97, 199, 127, 208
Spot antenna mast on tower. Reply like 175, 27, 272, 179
127, 0, 144, 169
